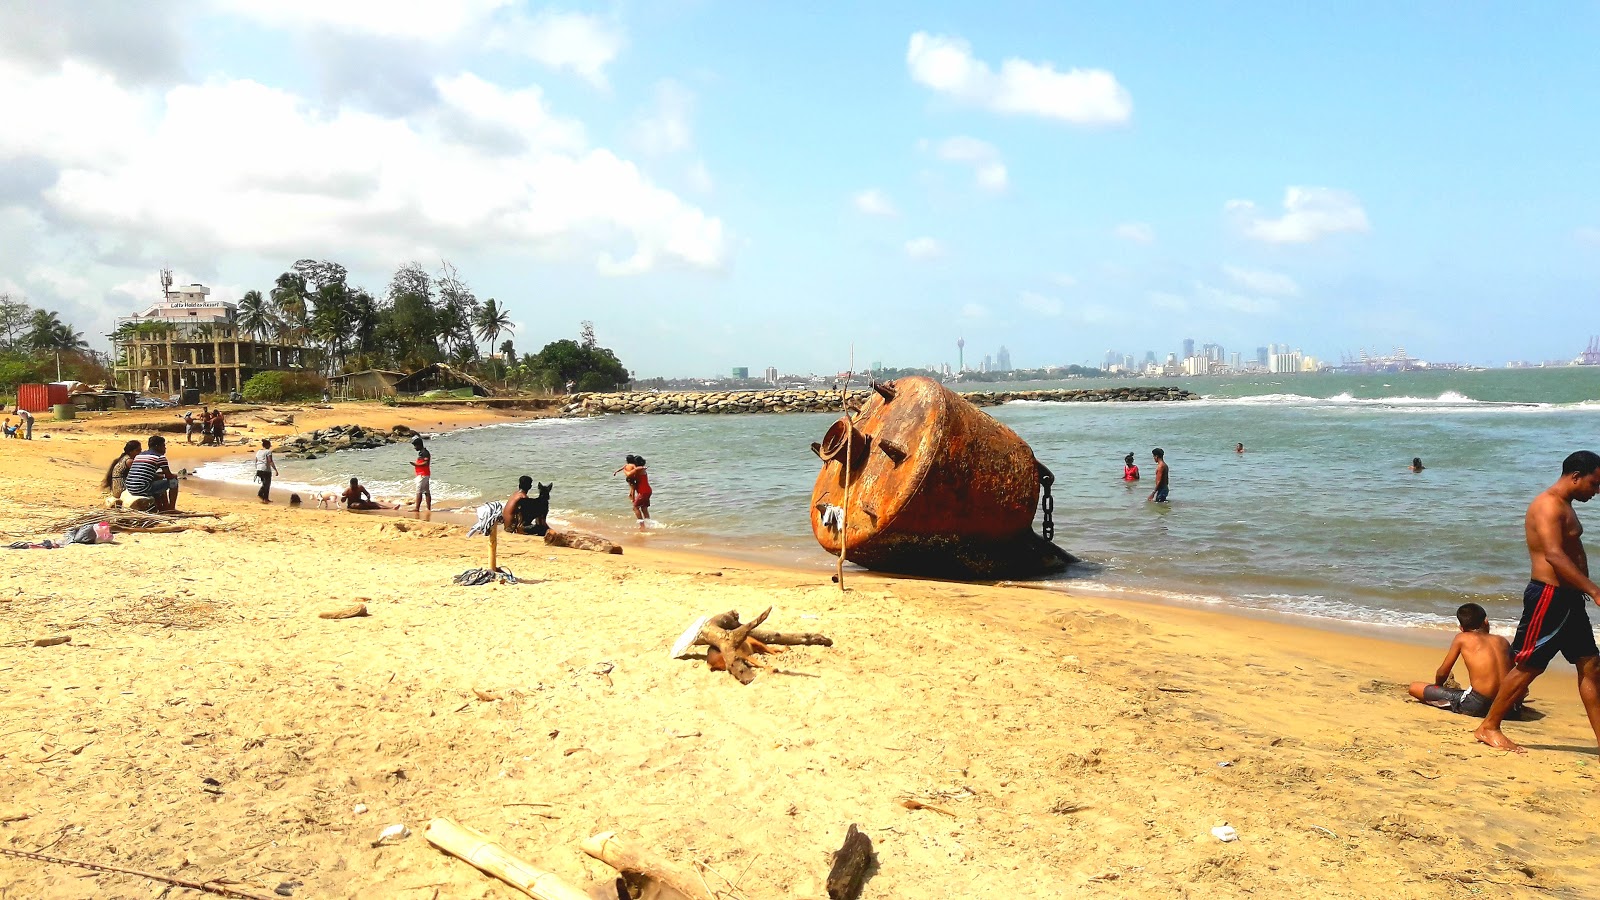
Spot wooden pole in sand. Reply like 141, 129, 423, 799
489, 520, 499, 573
838, 347, 853, 592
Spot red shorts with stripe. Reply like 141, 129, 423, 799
1513, 581, 1600, 669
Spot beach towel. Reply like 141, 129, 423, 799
467, 501, 505, 538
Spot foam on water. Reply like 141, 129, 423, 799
193, 456, 481, 504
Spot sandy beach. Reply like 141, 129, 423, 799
2, 404, 1596, 899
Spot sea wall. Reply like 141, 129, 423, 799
561, 385, 1200, 416
276, 423, 418, 459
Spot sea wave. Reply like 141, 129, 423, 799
1059, 580, 1521, 634
191, 458, 482, 504
1186, 391, 1597, 412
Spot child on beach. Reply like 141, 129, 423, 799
1122, 453, 1140, 481
614, 454, 652, 530
1409, 603, 1515, 718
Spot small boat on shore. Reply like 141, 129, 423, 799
808, 376, 1073, 579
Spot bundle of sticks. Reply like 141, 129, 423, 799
17, 508, 227, 536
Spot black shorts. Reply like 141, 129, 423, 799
1512, 581, 1600, 670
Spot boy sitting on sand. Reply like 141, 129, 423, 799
1409, 603, 1517, 718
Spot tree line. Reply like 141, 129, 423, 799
115, 259, 631, 394
0, 294, 105, 392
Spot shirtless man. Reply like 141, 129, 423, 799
1410, 603, 1513, 718
341, 477, 398, 511
1476, 450, 1600, 753
1146, 448, 1169, 503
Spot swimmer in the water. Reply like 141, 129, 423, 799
1411, 457, 1426, 473
1122, 453, 1140, 481
1236, 442, 1245, 454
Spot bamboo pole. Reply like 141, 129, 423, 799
425, 819, 591, 900
580, 831, 716, 900
489, 520, 499, 572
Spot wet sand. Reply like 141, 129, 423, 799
1, 402, 1595, 899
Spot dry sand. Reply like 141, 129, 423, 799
1, 402, 1597, 899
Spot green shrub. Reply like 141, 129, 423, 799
242, 371, 327, 402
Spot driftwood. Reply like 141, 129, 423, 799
825, 824, 873, 900
544, 529, 623, 555
254, 414, 295, 426
581, 832, 715, 900
698, 606, 774, 685
318, 603, 369, 620
703, 611, 834, 648
0, 847, 273, 899
425, 818, 591, 900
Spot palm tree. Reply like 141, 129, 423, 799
26, 311, 88, 380
270, 272, 309, 342
238, 290, 273, 339
474, 298, 514, 359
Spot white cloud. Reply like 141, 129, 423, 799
1222, 265, 1299, 297
1195, 282, 1279, 315
0, 59, 726, 279
853, 189, 898, 217
905, 237, 944, 260
1049, 273, 1078, 288
489, 10, 624, 87
1019, 291, 1062, 317
1148, 290, 1189, 312
632, 79, 694, 155
960, 302, 988, 319
924, 136, 1008, 192
1576, 226, 1600, 247
221, 0, 514, 41
1113, 222, 1155, 244
1226, 187, 1370, 244
686, 160, 714, 194
906, 31, 1132, 125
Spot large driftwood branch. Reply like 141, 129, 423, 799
696, 606, 773, 685
703, 611, 834, 647
581, 832, 716, 900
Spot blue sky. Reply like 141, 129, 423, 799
1, 2, 1597, 375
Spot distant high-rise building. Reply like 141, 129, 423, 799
1256, 346, 1270, 367
981, 354, 992, 373
996, 345, 1012, 372
1182, 338, 1195, 359
1103, 349, 1120, 370
731, 367, 749, 379
957, 337, 965, 372
764, 366, 779, 384
1122, 354, 1135, 370
1144, 350, 1157, 366
1202, 342, 1223, 363
1230, 352, 1241, 371
1270, 351, 1302, 374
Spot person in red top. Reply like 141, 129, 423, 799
408, 437, 432, 512
1122, 453, 1140, 482
613, 454, 652, 530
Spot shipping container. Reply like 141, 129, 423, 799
16, 384, 50, 413
47, 383, 69, 407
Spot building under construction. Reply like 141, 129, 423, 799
111, 284, 322, 396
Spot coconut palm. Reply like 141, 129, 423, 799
474, 298, 514, 359
238, 289, 273, 338
270, 272, 310, 341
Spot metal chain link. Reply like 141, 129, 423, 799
1037, 462, 1055, 541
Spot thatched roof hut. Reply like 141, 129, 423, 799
393, 363, 494, 397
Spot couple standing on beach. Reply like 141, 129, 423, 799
1429, 450, 1600, 754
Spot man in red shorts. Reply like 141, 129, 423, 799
1476, 450, 1600, 753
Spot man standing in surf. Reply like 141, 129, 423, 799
1476, 450, 1600, 753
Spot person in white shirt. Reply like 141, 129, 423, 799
255, 439, 279, 503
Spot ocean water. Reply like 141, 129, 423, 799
196, 368, 1600, 633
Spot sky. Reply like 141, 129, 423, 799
2, 2, 1598, 376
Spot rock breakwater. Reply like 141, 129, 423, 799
561, 385, 1199, 416
276, 423, 418, 459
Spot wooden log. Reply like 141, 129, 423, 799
318, 603, 369, 620
825, 824, 873, 900
697, 607, 772, 684
425, 818, 591, 900
703, 611, 833, 648
580, 832, 715, 900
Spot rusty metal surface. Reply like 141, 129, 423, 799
809, 376, 1062, 578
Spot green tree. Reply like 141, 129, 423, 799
435, 260, 479, 360
526, 337, 629, 393
474, 298, 514, 359
0, 294, 32, 351
238, 289, 273, 338
269, 271, 310, 339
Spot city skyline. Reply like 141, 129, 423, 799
1, 4, 1598, 376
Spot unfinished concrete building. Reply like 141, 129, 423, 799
112, 284, 322, 396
